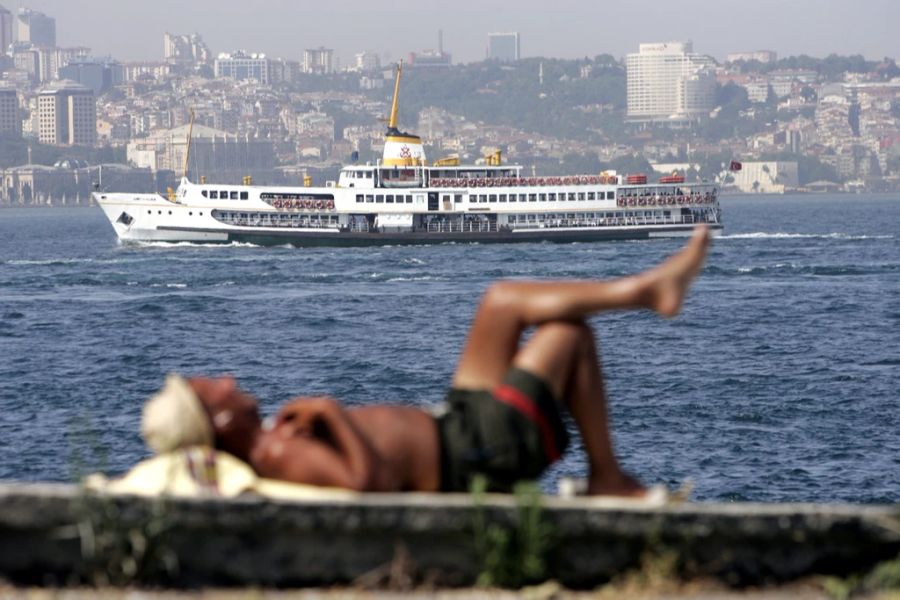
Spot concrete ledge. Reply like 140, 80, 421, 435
0, 483, 898, 589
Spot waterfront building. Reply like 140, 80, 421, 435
36, 80, 96, 146
126, 123, 275, 181
303, 47, 334, 74
626, 42, 716, 123
14, 8, 55, 47
729, 161, 799, 193
214, 51, 269, 84
487, 32, 520, 62
0, 86, 20, 137
0, 5, 12, 55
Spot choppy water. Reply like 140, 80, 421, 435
1, 194, 898, 503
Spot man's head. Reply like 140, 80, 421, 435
142, 374, 262, 461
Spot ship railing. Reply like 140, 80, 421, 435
426, 221, 500, 233
217, 214, 339, 230
508, 211, 717, 230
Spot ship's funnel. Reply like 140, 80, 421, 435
383, 61, 426, 167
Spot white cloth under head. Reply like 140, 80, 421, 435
141, 373, 214, 453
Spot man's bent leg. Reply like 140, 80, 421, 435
513, 321, 645, 497
451, 225, 710, 392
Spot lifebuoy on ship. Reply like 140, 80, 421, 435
315, 200, 324, 210
303, 199, 312, 209
273, 199, 282, 208
326, 200, 335, 210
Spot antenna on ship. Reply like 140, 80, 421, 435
182, 108, 195, 181
387, 60, 403, 135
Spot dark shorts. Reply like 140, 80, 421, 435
435, 367, 570, 493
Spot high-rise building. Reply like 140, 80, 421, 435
487, 32, 519, 62
354, 51, 380, 72
303, 47, 334, 74
59, 57, 123, 94
0, 86, 20, 136
37, 80, 96, 146
726, 51, 777, 64
626, 42, 716, 122
214, 51, 269, 84
15, 8, 55, 47
0, 5, 13, 56
164, 32, 211, 64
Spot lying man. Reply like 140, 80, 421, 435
142, 226, 711, 496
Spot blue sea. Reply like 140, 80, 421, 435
1, 194, 898, 503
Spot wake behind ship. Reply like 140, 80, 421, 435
95, 63, 723, 246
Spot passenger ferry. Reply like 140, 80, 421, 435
95, 64, 722, 246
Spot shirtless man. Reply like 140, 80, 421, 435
143, 226, 710, 496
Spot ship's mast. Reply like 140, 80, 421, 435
387, 61, 403, 133
182, 108, 195, 180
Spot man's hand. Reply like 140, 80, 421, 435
274, 396, 339, 439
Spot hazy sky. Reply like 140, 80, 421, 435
8, 0, 898, 65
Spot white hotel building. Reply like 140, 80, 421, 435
626, 42, 716, 123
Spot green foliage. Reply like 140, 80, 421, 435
823, 552, 900, 599
470, 476, 553, 588
73, 490, 179, 586
383, 58, 626, 143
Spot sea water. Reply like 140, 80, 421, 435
0, 194, 897, 503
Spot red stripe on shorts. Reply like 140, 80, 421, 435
492, 384, 561, 462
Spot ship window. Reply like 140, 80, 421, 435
356, 194, 363, 203
567, 193, 575, 201
454, 194, 462, 203
376, 195, 384, 203
539, 193, 546, 202
489, 194, 497, 203
578, 193, 585, 201
147, 210, 151, 214
386, 195, 394, 203
442, 195, 450, 203
365, 195, 373, 203
406, 195, 413, 203
519, 194, 527, 202
548, 193, 556, 201
240, 192, 248, 200
606, 192, 614, 200
201, 190, 208, 198
230, 191, 238, 199
588, 192, 595, 200
220, 191, 228, 198
210, 191, 218, 199
499, 194, 507, 202
528, 194, 536, 202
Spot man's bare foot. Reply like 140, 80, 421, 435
643, 225, 711, 318
587, 471, 648, 498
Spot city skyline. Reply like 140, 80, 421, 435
5, 0, 898, 65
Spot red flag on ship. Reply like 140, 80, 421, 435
729, 160, 742, 171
